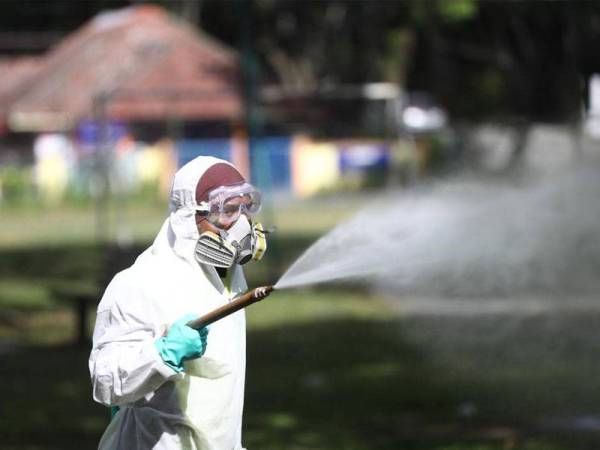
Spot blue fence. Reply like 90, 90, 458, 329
176, 138, 232, 167
175, 137, 292, 193
249, 137, 292, 192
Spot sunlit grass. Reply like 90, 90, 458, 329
0, 194, 361, 248
0, 203, 165, 248
246, 287, 390, 330
0, 280, 54, 310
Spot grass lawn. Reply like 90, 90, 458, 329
1, 200, 600, 449
0, 194, 363, 249
3, 290, 599, 450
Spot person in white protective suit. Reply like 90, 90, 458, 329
89, 156, 268, 450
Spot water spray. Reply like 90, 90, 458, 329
188, 161, 600, 326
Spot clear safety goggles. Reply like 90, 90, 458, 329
198, 182, 262, 228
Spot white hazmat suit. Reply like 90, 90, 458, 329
89, 157, 249, 450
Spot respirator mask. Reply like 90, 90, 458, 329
194, 182, 267, 268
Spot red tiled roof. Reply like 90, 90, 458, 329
0, 56, 43, 132
7, 5, 242, 132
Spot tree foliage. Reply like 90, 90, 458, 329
3, 0, 600, 123
200, 0, 598, 123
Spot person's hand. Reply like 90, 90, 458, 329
155, 314, 208, 372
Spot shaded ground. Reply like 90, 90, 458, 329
2, 295, 600, 449
244, 305, 600, 450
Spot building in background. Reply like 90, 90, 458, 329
0, 5, 247, 201
0, 5, 416, 204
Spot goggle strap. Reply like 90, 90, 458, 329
196, 201, 210, 213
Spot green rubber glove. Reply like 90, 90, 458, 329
155, 313, 208, 373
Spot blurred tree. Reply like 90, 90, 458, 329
405, 0, 596, 167
203, 1, 417, 91
0, 1, 129, 36
194, 0, 600, 163
408, 1, 583, 120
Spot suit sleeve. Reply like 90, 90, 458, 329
88, 273, 177, 407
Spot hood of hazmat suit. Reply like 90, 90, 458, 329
89, 156, 250, 450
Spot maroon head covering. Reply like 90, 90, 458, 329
195, 162, 245, 225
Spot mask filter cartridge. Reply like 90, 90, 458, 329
194, 215, 266, 268
194, 232, 236, 268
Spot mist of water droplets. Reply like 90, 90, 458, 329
275, 164, 600, 299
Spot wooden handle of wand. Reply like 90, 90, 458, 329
186, 285, 275, 330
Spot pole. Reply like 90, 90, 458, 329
187, 285, 274, 329
235, 0, 279, 283
93, 91, 111, 244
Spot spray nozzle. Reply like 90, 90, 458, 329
255, 225, 276, 235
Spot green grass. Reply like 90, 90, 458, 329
2, 202, 600, 449
246, 288, 390, 329
0, 280, 54, 310
243, 301, 600, 450
2, 287, 600, 449
0, 194, 361, 249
